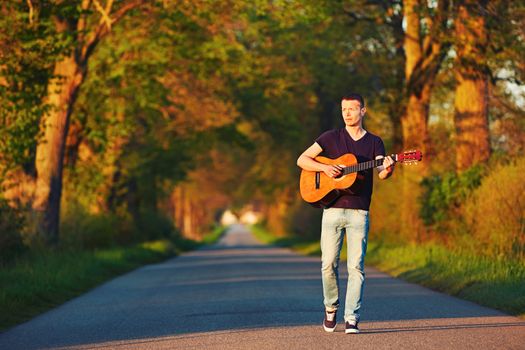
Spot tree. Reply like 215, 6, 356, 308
0, 2, 61, 208
32, 1, 145, 244
402, 0, 450, 161
62, 0, 257, 239
453, 0, 490, 172
398, 0, 451, 241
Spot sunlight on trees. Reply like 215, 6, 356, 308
0, 0, 523, 261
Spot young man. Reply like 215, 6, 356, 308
296, 93, 395, 334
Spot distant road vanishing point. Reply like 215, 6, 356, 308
1, 224, 524, 349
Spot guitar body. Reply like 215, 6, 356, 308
300, 153, 359, 206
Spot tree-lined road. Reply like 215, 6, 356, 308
1, 225, 524, 349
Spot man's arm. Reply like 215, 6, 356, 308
297, 143, 342, 178
376, 155, 395, 180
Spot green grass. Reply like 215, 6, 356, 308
251, 224, 322, 255
366, 241, 525, 318
0, 240, 175, 331
0, 226, 226, 332
251, 225, 525, 318
201, 225, 227, 244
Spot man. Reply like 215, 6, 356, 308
296, 93, 394, 334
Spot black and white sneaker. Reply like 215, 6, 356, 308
345, 320, 359, 334
323, 310, 337, 332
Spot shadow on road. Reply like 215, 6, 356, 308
362, 321, 525, 334
1, 225, 523, 350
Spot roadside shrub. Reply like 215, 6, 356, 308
60, 204, 120, 249
419, 165, 485, 229
287, 198, 322, 240
0, 197, 26, 262
463, 157, 525, 259
136, 208, 175, 241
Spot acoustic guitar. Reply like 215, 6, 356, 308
299, 150, 422, 207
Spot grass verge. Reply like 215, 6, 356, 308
201, 225, 227, 245
251, 224, 525, 318
0, 227, 226, 332
0, 240, 175, 331
366, 241, 525, 318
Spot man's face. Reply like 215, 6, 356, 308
341, 99, 365, 127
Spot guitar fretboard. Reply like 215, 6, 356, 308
342, 156, 393, 175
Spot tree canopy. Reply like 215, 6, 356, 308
0, 0, 523, 253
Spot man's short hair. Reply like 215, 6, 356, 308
341, 93, 365, 108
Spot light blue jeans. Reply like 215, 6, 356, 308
320, 208, 369, 323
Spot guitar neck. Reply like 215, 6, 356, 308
342, 154, 396, 175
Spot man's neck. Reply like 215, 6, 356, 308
345, 125, 366, 140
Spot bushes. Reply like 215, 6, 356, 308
2, 192, 182, 259
287, 199, 323, 241
463, 157, 525, 259
419, 165, 484, 229
0, 197, 26, 263
60, 206, 124, 249
416, 157, 525, 260
367, 155, 525, 260
136, 208, 176, 241
60, 204, 179, 250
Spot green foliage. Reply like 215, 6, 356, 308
60, 201, 185, 250
0, 0, 522, 263
0, 197, 26, 263
60, 205, 124, 249
485, 0, 525, 86
463, 157, 525, 259
287, 200, 323, 240
250, 223, 312, 248
0, 2, 74, 175
136, 208, 177, 241
419, 165, 485, 227
201, 225, 227, 245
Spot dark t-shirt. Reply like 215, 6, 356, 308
315, 128, 385, 210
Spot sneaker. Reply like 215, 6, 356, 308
323, 310, 337, 332
345, 320, 359, 334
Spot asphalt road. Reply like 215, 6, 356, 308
1, 224, 524, 349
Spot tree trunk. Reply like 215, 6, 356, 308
173, 186, 183, 233
400, 0, 449, 242
265, 188, 292, 237
388, 7, 406, 153
316, 88, 336, 132
402, 89, 431, 159
400, 85, 432, 242
403, 0, 428, 161
388, 104, 404, 153
172, 185, 196, 239
126, 177, 140, 224
401, 0, 426, 243
106, 164, 123, 213
183, 190, 194, 239
64, 118, 83, 169
33, 54, 85, 244
453, 1, 490, 172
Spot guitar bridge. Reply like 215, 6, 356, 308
315, 172, 320, 189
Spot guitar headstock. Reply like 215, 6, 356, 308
396, 149, 423, 164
